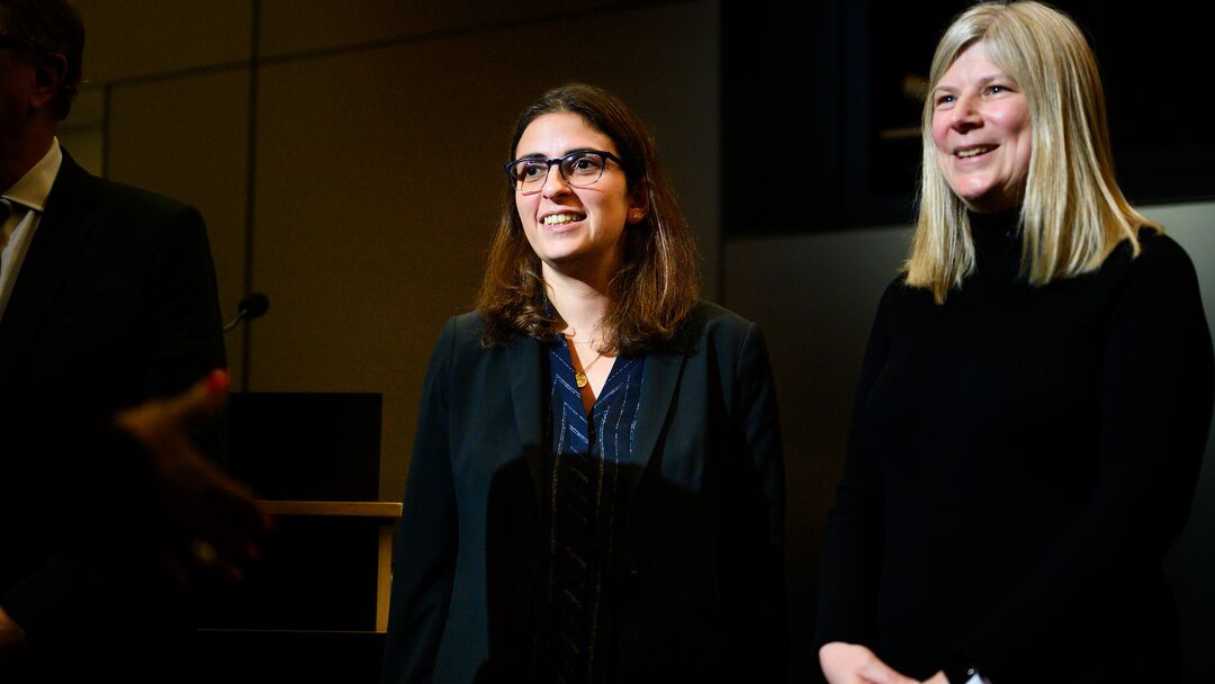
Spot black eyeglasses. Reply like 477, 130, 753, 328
504, 150, 624, 194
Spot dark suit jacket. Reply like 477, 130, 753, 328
382, 302, 788, 684
0, 151, 226, 678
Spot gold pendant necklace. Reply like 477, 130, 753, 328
571, 346, 604, 389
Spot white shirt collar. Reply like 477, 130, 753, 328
3, 138, 63, 213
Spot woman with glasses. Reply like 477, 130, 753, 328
816, 3, 1213, 683
381, 83, 787, 684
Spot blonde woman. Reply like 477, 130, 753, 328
816, 3, 1213, 683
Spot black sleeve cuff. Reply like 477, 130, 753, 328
944, 663, 978, 683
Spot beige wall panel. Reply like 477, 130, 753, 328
260, 0, 620, 57
64, 86, 106, 128
57, 127, 104, 176
107, 70, 251, 384
59, 87, 107, 174
74, 0, 251, 82
252, 1, 719, 499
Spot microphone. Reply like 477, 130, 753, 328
223, 292, 271, 333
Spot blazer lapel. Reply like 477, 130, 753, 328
506, 333, 547, 506
628, 346, 687, 499
502, 328, 691, 505
0, 152, 97, 386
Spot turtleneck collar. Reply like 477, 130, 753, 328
969, 207, 1023, 283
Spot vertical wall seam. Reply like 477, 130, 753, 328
240, 0, 261, 391
713, 0, 726, 304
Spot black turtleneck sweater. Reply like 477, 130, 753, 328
815, 213, 1215, 683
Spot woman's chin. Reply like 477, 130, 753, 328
951, 177, 1025, 213
958, 189, 1021, 214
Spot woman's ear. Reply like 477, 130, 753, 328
627, 185, 649, 225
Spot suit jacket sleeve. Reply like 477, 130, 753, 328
1, 192, 227, 646
728, 321, 789, 678
141, 204, 226, 398
1, 412, 160, 641
381, 319, 459, 684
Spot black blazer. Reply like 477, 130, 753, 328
0, 152, 225, 415
382, 302, 787, 683
0, 151, 226, 676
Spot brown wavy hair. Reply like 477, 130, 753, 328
476, 83, 700, 354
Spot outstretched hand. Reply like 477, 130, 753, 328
115, 369, 269, 585
2, 371, 268, 664
820, 642, 943, 684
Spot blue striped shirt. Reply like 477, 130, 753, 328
540, 338, 646, 683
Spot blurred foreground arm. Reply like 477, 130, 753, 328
115, 369, 269, 582
0, 370, 268, 656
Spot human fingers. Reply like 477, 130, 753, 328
858, 657, 919, 684
821, 642, 876, 683
186, 538, 246, 584
162, 448, 270, 558
162, 369, 230, 426
115, 370, 229, 445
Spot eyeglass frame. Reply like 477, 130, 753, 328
503, 149, 626, 195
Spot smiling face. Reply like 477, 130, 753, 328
931, 41, 1032, 213
513, 111, 641, 280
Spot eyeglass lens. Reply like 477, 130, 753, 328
513, 152, 606, 191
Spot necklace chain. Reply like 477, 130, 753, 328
563, 326, 607, 389
568, 338, 605, 389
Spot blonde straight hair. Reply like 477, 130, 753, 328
906, 1, 1158, 303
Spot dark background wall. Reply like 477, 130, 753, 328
66, 0, 722, 504
64, 1, 1214, 680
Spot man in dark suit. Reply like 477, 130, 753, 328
0, 1, 261, 679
